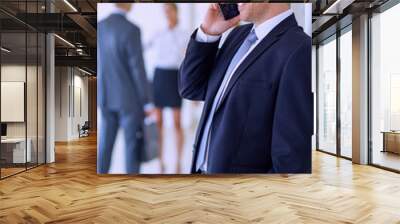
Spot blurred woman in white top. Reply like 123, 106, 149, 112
146, 3, 188, 173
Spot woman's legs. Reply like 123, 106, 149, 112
155, 108, 165, 173
173, 108, 184, 173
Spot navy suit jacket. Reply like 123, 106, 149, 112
179, 15, 313, 174
98, 14, 151, 121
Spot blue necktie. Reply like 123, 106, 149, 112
196, 29, 258, 172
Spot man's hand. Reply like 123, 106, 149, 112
145, 108, 157, 118
201, 3, 240, 36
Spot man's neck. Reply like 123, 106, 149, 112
114, 7, 128, 15
168, 22, 178, 30
254, 8, 290, 27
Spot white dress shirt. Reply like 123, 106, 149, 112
147, 26, 189, 70
196, 10, 294, 92
110, 7, 127, 16
194, 9, 294, 172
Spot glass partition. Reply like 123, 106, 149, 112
317, 36, 337, 154
1, 30, 28, 177
0, 1, 46, 179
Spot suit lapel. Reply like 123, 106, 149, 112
193, 26, 252, 148
203, 26, 252, 114
215, 15, 298, 112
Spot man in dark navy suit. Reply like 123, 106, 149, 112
179, 3, 313, 174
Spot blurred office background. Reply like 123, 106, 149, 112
97, 3, 312, 174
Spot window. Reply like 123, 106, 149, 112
370, 2, 400, 171
339, 28, 352, 158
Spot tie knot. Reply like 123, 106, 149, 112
246, 30, 258, 44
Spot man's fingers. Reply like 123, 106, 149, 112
210, 3, 219, 10
208, 3, 220, 18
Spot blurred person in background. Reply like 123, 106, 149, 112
145, 3, 188, 173
97, 3, 154, 174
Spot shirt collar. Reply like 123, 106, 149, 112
253, 9, 293, 41
168, 25, 178, 32
112, 7, 127, 16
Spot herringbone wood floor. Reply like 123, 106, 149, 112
1, 135, 400, 224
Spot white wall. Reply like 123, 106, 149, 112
1, 65, 37, 138
55, 67, 68, 141
55, 67, 89, 141
291, 3, 312, 36
75, 74, 89, 123
371, 4, 400, 152
1, 64, 46, 163
1, 65, 27, 148
1, 82, 25, 122
1, 66, 25, 126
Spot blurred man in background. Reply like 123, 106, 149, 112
97, 3, 153, 174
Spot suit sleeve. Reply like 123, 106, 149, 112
178, 29, 220, 101
270, 39, 313, 173
125, 26, 153, 106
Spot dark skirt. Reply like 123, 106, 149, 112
153, 68, 182, 108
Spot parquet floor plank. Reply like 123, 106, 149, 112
0, 135, 400, 223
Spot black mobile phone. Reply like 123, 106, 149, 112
218, 3, 240, 20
